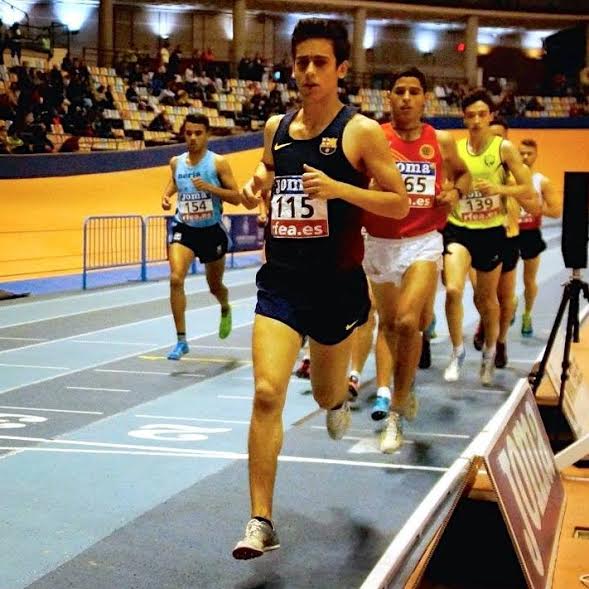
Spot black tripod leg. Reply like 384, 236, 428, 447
572, 282, 581, 343
559, 285, 578, 410
531, 282, 571, 394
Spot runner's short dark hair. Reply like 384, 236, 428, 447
183, 113, 210, 131
391, 67, 427, 91
521, 138, 538, 149
462, 89, 495, 112
291, 19, 350, 66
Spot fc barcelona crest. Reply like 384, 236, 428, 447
319, 137, 338, 155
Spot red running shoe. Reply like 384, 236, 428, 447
295, 358, 311, 379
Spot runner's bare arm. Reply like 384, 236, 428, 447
190, 155, 241, 205
242, 115, 282, 209
540, 176, 562, 218
436, 130, 471, 208
162, 156, 178, 211
303, 116, 408, 219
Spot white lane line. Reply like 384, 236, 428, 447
0, 405, 103, 415
0, 438, 448, 472
430, 354, 534, 366
0, 336, 49, 342
0, 362, 70, 370
0, 318, 253, 396
94, 368, 205, 377
0, 268, 258, 329
72, 340, 159, 346
66, 386, 131, 393
232, 376, 254, 381
218, 395, 253, 400
0, 297, 255, 356
417, 383, 509, 395
135, 414, 250, 425
310, 426, 470, 440
187, 344, 251, 351
343, 435, 415, 444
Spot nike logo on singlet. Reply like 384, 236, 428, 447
346, 320, 359, 331
274, 142, 292, 151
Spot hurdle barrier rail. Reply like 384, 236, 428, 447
82, 214, 264, 289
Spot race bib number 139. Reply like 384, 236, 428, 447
270, 175, 329, 238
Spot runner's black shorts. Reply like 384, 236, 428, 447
442, 223, 506, 272
168, 221, 231, 264
502, 236, 520, 274
255, 263, 370, 345
518, 228, 546, 260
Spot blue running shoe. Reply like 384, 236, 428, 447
371, 396, 391, 421
167, 341, 189, 360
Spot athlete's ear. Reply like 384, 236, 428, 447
337, 60, 349, 79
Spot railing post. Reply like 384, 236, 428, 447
140, 217, 147, 282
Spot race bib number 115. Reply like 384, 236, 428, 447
270, 175, 329, 238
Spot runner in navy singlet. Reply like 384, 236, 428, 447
233, 18, 408, 559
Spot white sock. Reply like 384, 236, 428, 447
483, 345, 496, 358
376, 386, 391, 400
349, 370, 361, 381
454, 344, 465, 357
303, 354, 310, 361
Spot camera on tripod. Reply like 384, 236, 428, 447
530, 171, 589, 406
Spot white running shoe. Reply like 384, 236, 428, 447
480, 353, 495, 386
444, 348, 466, 382
233, 518, 280, 560
380, 412, 404, 453
326, 401, 351, 440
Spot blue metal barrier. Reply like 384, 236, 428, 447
82, 214, 263, 289
223, 214, 265, 268
144, 215, 196, 280
82, 215, 145, 289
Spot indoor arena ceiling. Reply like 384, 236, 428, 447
114, 0, 589, 31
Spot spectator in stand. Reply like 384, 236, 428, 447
191, 49, 205, 76
159, 40, 170, 67
238, 54, 252, 80
126, 80, 140, 103
251, 52, 264, 82
267, 83, 284, 114
27, 123, 53, 153
497, 89, 516, 116
168, 45, 182, 77
104, 84, 115, 109
203, 47, 215, 63
0, 119, 12, 153
0, 19, 6, 66
158, 80, 177, 105
176, 89, 191, 107
93, 84, 110, 109
65, 73, 86, 109
59, 135, 80, 152
525, 96, 543, 112
150, 65, 167, 95
0, 119, 24, 153
203, 47, 215, 76
61, 51, 72, 73
570, 94, 587, 117
78, 59, 90, 83
148, 108, 173, 132
9, 22, 22, 65
137, 45, 151, 69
